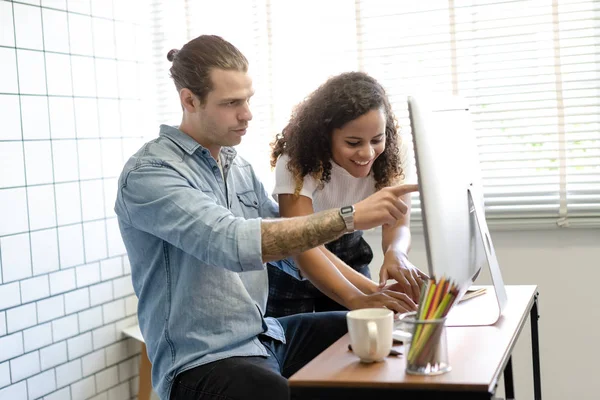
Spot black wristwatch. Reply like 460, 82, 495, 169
339, 205, 355, 232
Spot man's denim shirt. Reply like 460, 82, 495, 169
114, 125, 299, 400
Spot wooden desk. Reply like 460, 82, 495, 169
290, 285, 541, 400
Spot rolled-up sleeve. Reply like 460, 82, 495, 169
116, 163, 263, 273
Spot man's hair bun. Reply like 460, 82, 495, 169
167, 49, 179, 62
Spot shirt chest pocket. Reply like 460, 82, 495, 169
236, 190, 260, 218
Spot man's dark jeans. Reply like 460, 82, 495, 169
169, 311, 347, 400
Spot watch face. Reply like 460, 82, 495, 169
341, 206, 353, 214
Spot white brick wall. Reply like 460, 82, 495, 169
27, 370, 56, 400
10, 351, 40, 382
24, 323, 53, 352
37, 296, 65, 324
64, 288, 90, 315
0, 283, 20, 310
0, 313, 5, 337
21, 275, 51, 303
7, 303, 37, 333
55, 359, 82, 388
78, 306, 104, 332
40, 342, 67, 371
0, 333, 24, 363
0, 2, 148, 399
44, 387, 71, 400
70, 376, 95, 400
90, 282, 113, 307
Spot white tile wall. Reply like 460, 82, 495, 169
64, 288, 90, 315
102, 300, 124, 324
94, 59, 119, 99
90, 282, 112, 306
20, 95, 50, 140
0, 143, 26, 188
118, 357, 138, 382
51, 140, 80, 182
0, 333, 24, 363
1, 1, 147, 398
17, 49, 47, 95
78, 140, 103, 179
68, 13, 93, 56
45, 53, 73, 96
112, 277, 134, 299
27, 369, 56, 400
37, 295, 65, 323
40, 342, 67, 370
78, 306, 103, 333
23, 141, 54, 185
0, 95, 21, 140
21, 274, 51, 303
92, 324, 116, 350
0, 361, 9, 389
91, 0, 113, 19
1, 233, 32, 282
70, 375, 95, 399
44, 387, 71, 400
94, 365, 118, 393
0, 283, 21, 310
48, 97, 76, 139
92, 18, 115, 59
52, 314, 79, 342
0, 312, 6, 336
100, 258, 122, 282
42, 8, 70, 53
10, 351, 40, 382
67, 332, 93, 360
23, 323, 53, 352
27, 185, 56, 230
76, 263, 100, 288
80, 179, 105, 221
30, 229, 60, 276
49, 269, 76, 295
0, 189, 28, 236
67, 0, 90, 15
0, 48, 18, 93
104, 341, 128, 367
0, 2, 15, 48
90, 392, 108, 400
71, 55, 96, 97
0, 381, 27, 400
13, 3, 44, 50
42, 0, 67, 10
107, 381, 129, 400
73, 98, 99, 138
55, 188, 83, 225
81, 349, 105, 377
55, 359, 81, 388
6, 303, 37, 333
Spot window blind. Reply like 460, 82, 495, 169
149, 0, 600, 228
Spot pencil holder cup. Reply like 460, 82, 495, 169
399, 311, 451, 375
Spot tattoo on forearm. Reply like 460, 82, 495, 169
261, 209, 347, 262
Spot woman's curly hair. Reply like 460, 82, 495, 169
270, 71, 403, 195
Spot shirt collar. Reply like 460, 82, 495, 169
159, 124, 238, 160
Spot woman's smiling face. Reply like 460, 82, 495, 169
330, 108, 387, 178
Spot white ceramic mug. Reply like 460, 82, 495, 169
346, 308, 393, 363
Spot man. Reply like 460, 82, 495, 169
115, 35, 418, 400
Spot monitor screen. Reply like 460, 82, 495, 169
408, 95, 486, 289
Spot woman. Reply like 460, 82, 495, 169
267, 71, 428, 317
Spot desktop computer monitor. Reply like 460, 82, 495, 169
408, 95, 507, 326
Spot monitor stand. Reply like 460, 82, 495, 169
445, 185, 508, 327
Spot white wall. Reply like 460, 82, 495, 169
0, 1, 151, 399
365, 227, 600, 400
